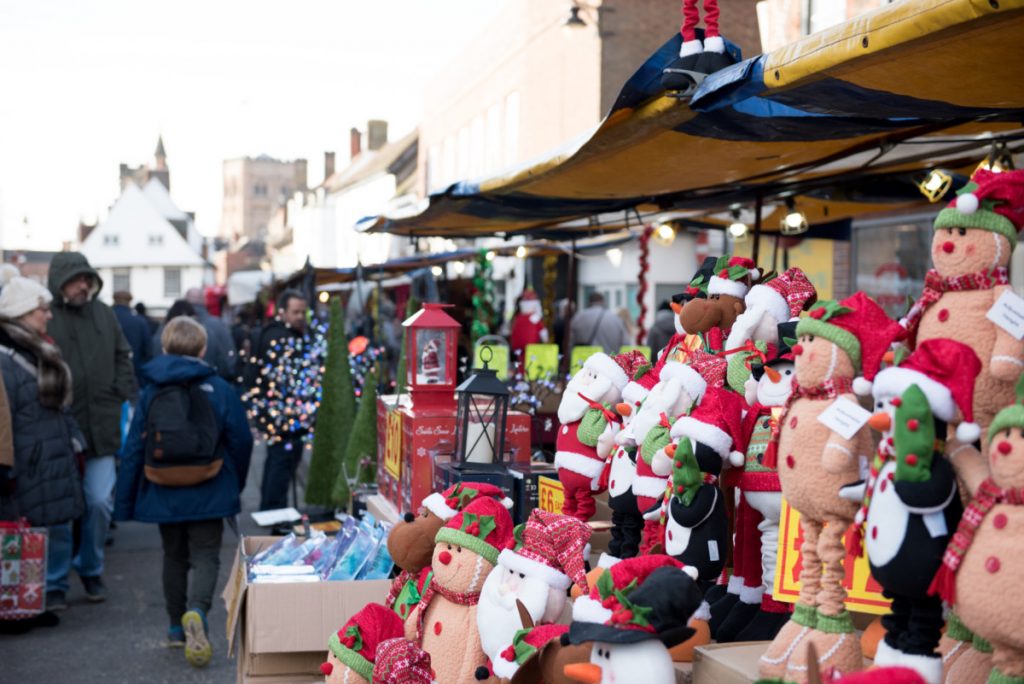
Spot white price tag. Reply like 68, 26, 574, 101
817, 397, 872, 440
986, 289, 1024, 340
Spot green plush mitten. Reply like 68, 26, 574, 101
641, 421, 673, 465
671, 438, 702, 506
577, 405, 611, 447
894, 384, 935, 484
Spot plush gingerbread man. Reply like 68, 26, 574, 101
759, 293, 904, 681
931, 375, 1024, 684
902, 169, 1024, 447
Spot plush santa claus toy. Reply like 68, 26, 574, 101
509, 289, 549, 361
564, 559, 703, 684
483, 510, 591, 679
555, 353, 632, 521
322, 604, 405, 684
901, 169, 1024, 446
405, 496, 514, 684
386, 482, 512, 620
841, 339, 980, 684
371, 637, 435, 684
605, 362, 661, 561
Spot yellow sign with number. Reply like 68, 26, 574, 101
773, 498, 891, 615
384, 409, 403, 481
538, 476, 565, 514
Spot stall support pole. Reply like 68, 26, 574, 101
752, 195, 763, 265
562, 238, 578, 375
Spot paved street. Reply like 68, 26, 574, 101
0, 441, 297, 684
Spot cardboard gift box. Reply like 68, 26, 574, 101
223, 536, 392, 683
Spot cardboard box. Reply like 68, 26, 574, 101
223, 536, 392, 683
692, 642, 765, 684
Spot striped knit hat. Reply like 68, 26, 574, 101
371, 637, 434, 684
497, 509, 592, 593
934, 169, 1024, 247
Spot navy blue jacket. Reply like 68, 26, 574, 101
113, 304, 153, 384
114, 355, 253, 523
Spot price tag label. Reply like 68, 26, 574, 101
986, 289, 1024, 340
538, 476, 565, 514
817, 397, 872, 440
384, 410, 403, 481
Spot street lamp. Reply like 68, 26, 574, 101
563, 5, 586, 29
454, 347, 510, 465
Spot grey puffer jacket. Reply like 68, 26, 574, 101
0, 323, 84, 527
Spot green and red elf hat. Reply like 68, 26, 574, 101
421, 481, 512, 522
795, 292, 904, 397
934, 169, 1024, 247
323, 603, 404, 681
567, 563, 703, 648
433, 496, 515, 565
708, 256, 760, 299
493, 624, 569, 679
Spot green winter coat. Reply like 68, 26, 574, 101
47, 252, 136, 457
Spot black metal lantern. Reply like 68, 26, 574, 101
455, 347, 510, 465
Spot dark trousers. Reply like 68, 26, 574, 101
608, 491, 643, 559
881, 591, 946, 656
260, 437, 304, 511
158, 519, 224, 626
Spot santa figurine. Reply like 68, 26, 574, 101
660, 0, 737, 96
842, 339, 980, 684
483, 509, 592, 680
606, 362, 661, 561
421, 338, 442, 384
322, 603, 405, 684
405, 496, 514, 684
564, 558, 703, 684
509, 288, 549, 361
386, 482, 512, 620
555, 352, 633, 521
371, 637, 435, 684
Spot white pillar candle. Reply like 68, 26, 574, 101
465, 422, 496, 463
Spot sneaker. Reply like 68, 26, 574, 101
182, 609, 212, 667
80, 575, 107, 603
165, 625, 186, 648
45, 590, 68, 612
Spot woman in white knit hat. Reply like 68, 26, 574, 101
0, 276, 86, 616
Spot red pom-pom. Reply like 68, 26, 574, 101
890, 397, 902, 407
501, 645, 516, 662
907, 419, 919, 431
905, 454, 918, 466
809, 308, 825, 319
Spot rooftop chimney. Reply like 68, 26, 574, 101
324, 151, 335, 180
350, 128, 362, 160
367, 120, 388, 151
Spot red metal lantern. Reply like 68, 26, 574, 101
402, 303, 461, 410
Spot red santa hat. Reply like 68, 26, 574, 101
583, 352, 630, 391
420, 481, 513, 522
621, 362, 660, 406
371, 637, 434, 684
669, 386, 746, 463
324, 603, 405, 681
572, 554, 697, 625
937, 169, 1024, 247
497, 509, 592, 593
434, 496, 515, 565
743, 267, 817, 323
796, 292, 905, 396
708, 256, 759, 299
871, 339, 983, 443
658, 360, 708, 405
521, 288, 539, 301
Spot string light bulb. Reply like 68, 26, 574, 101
917, 169, 953, 202
653, 222, 676, 247
976, 142, 1015, 174
780, 198, 808, 236
727, 209, 749, 242
515, 245, 528, 259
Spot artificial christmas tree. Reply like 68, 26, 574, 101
307, 299, 357, 506
333, 367, 380, 503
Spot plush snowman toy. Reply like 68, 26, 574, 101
563, 562, 702, 684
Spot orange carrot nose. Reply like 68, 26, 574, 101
616, 402, 632, 417
882, 351, 895, 365
670, 301, 682, 315
564, 663, 603, 684
665, 443, 677, 458
868, 412, 892, 432
764, 366, 782, 383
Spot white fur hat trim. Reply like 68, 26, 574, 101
708, 275, 749, 299
744, 283, 790, 325
572, 595, 613, 624
497, 548, 572, 591
660, 361, 708, 403
621, 381, 649, 406
421, 492, 458, 521
670, 416, 733, 460
584, 353, 629, 390
872, 367, 955, 421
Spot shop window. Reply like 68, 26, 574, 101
164, 267, 181, 298
853, 214, 935, 319
112, 268, 130, 294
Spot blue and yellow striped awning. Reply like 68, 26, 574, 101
364, 0, 1024, 238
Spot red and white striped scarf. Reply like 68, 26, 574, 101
414, 580, 480, 642
901, 267, 1009, 343
929, 477, 1024, 604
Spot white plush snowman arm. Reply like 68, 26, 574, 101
596, 422, 619, 460
838, 480, 866, 502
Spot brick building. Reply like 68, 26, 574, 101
220, 156, 308, 242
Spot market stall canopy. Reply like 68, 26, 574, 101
362, 0, 1024, 239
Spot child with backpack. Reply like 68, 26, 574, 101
114, 317, 253, 667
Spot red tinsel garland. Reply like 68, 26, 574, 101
636, 225, 653, 345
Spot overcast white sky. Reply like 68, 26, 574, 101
0, 0, 508, 250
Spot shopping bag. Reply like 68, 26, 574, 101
0, 520, 48, 620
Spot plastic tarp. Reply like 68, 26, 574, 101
363, 0, 1024, 238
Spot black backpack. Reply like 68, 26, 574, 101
143, 381, 223, 487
